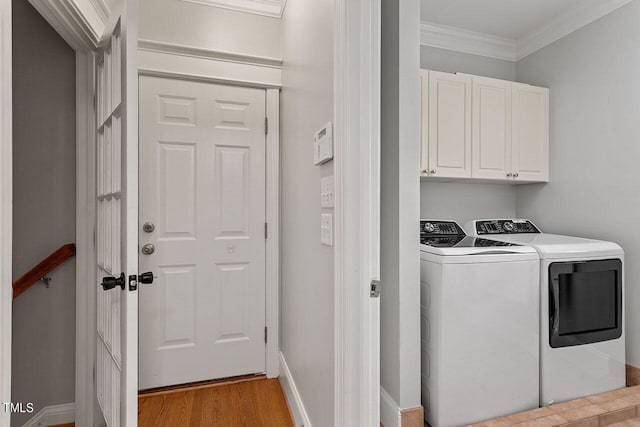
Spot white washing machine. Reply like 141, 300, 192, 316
465, 219, 625, 406
420, 220, 539, 427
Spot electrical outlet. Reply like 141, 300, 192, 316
321, 213, 333, 246
321, 175, 335, 208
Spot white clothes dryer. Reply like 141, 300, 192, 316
420, 220, 539, 427
465, 219, 625, 406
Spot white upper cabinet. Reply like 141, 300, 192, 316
420, 70, 549, 183
471, 76, 512, 180
426, 70, 472, 179
512, 83, 549, 182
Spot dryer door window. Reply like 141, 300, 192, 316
549, 259, 622, 348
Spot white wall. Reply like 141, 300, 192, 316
515, 0, 640, 367
138, 0, 282, 58
279, 0, 335, 425
11, 0, 76, 425
380, 0, 422, 416
420, 45, 517, 224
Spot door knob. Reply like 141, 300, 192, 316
138, 272, 154, 284
101, 273, 125, 291
430, 170, 436, 175
514, 172, 519, 178
142, 222, 155, 233
507, 173, 513, 178
141, 244, 155, 255
127, 271, 154, 291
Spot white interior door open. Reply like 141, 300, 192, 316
138, 76, 267, 390
95, 2, 139, 425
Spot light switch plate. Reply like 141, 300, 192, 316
313, 122, 333, 165
321, 175, 335, 208
321, 213, 333, 246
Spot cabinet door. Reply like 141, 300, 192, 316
428, 71, 472, 178
472, 76, 512, 180
420, 70, 429, 176
512, 83, 549, 182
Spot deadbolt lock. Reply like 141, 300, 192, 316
141, 244, 155, 255
143, 222, 155, 233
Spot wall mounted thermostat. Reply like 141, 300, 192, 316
314, 122, 333, 165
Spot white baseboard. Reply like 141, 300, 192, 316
380, 387, 401, 427
279, 352, 312, 427
22, 402, 75, 427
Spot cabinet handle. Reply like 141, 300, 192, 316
514, 172, 519, 178
430, 170, 436, 175
422, 169, 429, 174
506, 173, 513, 178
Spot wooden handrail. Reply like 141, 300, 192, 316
12, 243, 76, 299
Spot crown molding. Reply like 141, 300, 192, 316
29, 0, 102, 51
420, 0, 633, 63
420, 22, 516, 61
89, 0, 110, 23
516, 0, 632, 60
178, 0, 287, 18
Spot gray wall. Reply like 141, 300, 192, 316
420, 46, 517, 225
11, 0, 76, 425
516, 0, 640, 367
381, 0, 422, 414
280, 0, 334, 425
421, 45, 516, 80
139, 0, 282, 58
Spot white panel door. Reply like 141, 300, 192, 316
512, 82, 549, 182
428, 71, 472, 179
95, 1, 139, 426
472, 76, 512, 180
138, 76, 267, 390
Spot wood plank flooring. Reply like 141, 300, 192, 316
138, 376, 295, 427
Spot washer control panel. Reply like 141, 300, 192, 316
475, 219, 540, 235
420, 220, 465, 238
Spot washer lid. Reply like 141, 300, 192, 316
419, 239, 538, 256
476, 233, 623, 259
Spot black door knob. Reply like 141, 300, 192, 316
101, 273, 125, 291
138, 272, 154, 284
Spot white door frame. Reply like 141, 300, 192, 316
19, 1, 102, 424
334, 0, 381, 425
1, 0, 101, 425
0, 1, 14, 424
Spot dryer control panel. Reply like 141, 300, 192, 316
474, 219, 540, 235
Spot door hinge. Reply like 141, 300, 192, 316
370, 279, 382, 298
265, 222, 268, 239
265, 117, 268, 135
264, 326, 268, 343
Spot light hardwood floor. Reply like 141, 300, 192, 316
138, 375, 295, 427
